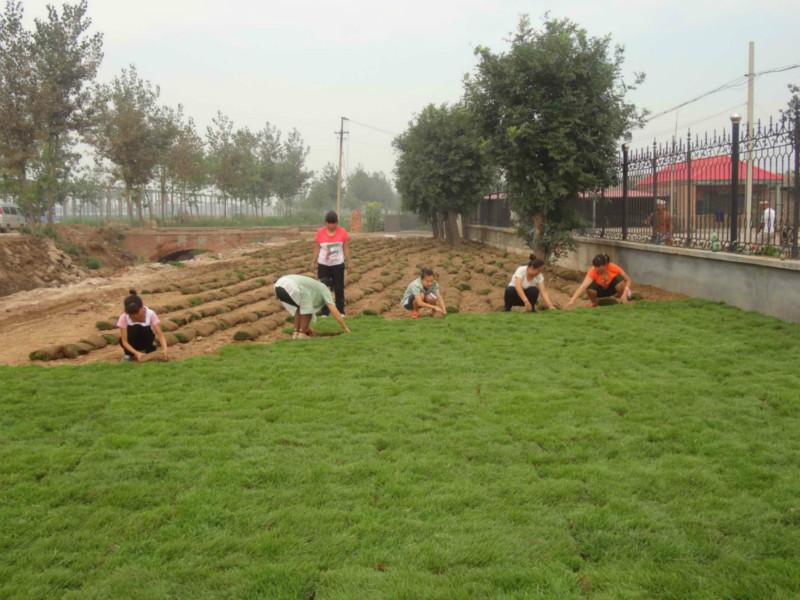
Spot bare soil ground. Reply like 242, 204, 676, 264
0, 225, 135, 297
0, 236, 683, 366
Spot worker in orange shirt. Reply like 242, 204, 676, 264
565, 254, 633, 308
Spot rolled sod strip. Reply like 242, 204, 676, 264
62, 344, 82, 359
159, 319, 179, 332
95, 320, 115, 331
81, 334, 109, 350
75, 342, 94, 355
193, 322, 219, 337
233, 313, 285, 341
29, 345, 65, 361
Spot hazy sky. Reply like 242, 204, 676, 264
22, 0, 800, 183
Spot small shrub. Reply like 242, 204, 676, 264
102, 334, 118, 344
175, 332, 189, 343
478, 288, 491, 296
362, 309, 378, 316
64, 243, 81, 257
235, 271, 246, 281
85, 256, 102, 270
140, 289, 151, 295
286, 315, 295, 323
446, 305, 460, 314
189, 297, 204, 307
457, 283, 471, 292
173, 261, 186, 269
95, 320, 114, 331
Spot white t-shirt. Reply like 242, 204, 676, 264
509, 265, 544, 289
116, 307, 160, 329
762, 208, 776, 234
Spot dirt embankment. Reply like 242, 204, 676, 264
0, 225, 135, 298
0, 236, 85, 297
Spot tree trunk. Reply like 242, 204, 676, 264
444, 211, 461, 246
430, 211, 440, 239
135, 188, 143, 222
125, 185, 134, 223
532, 213, 546, 260
160, 168, 167, 223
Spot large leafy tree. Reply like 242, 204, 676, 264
253, 122, 282, 215
0, 1, 38, 212
205, 111, 238, 217
90, 66, 163, 222
166, 111, 206, 217
274, 128, 311, 216
393, 103, 491, 244
303, 163, 339, 213
31, 0, 103, 223
466, 16, 644, 258
344, 166, 397, 212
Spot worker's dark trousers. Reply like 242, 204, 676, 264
504, 286, 539, 311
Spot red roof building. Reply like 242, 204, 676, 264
638, 155, 782, 186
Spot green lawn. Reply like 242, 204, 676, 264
2, 300, 800, 599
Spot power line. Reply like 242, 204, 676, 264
645, 77, 746, 122
347, 118, 399, 137
644, 63, 800, 123
630, 102, 746, 145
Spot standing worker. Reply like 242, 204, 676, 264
274, 274, 350, 339
312, 211, 351, 316
756, 199, 776, 246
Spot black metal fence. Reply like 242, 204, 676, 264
465, 192, 513, 228
568, 111, 799, 259
471, 111, 800, 259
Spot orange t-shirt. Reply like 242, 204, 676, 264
588, 262, 623, 288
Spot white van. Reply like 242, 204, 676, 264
0, 203, 25, 232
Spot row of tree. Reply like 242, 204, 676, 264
393, 16, 646, 254
303, 163, 399, 215
0, 1, 399, 225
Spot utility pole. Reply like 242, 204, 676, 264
745, 41, 755, 234
335, 117, 349, 217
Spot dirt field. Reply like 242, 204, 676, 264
0, 236, 682, 366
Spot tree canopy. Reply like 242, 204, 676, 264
393, 103, 491, 243
465, 15, 645, 256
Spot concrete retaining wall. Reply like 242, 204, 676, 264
464, 224, 529, 253
464, 224, 800, 323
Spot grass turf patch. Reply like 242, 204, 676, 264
1, 299, 800, 598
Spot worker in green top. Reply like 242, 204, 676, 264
401, 267, 447, 319
274, 274, 350, 339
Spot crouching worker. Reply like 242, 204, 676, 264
117, 289, 169, 361
402, 267, 446, 318
504, 255, 556, 312
274, 274, 350, 339
566, 254, 632, 309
